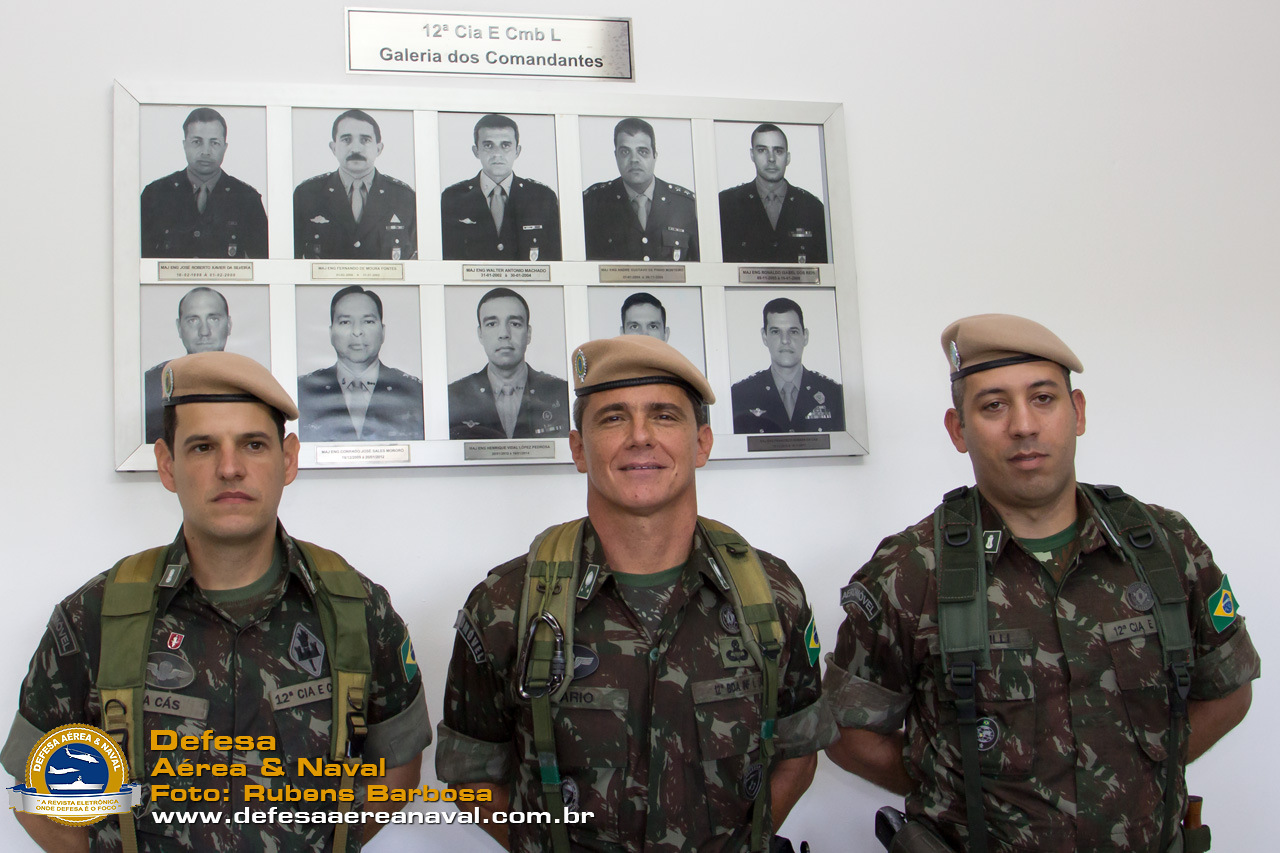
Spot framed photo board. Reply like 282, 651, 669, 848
114, 81, 867, 469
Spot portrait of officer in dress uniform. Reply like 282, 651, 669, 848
440, 113, 562, 261
620, 291, 670, 340
142, 286, 232, 444
447, 286, 570, 441
293, 109, 417, 260
719, 123, 828, 264
731, 296, 845, 434
140, 107, 268, 258
297, 285, 424, 442
582, 117, 700, 262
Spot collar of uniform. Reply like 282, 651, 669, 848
478, 171, 514, 199
754, 176, 789, 203
185, 170, 222, 193
337, 359, 381, 390
337, 169, 375, 195
972, 487, 1116, 565
573, 520, 721, 609
1073, 487, 1123, 559
157, 523, 299, 615
623, 179, 655, 205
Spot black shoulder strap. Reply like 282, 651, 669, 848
1081, 484, 1194, 850
933, 485, 990, 853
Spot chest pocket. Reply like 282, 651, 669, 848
547, 686, 628, 844
931, 642, 1038, 780
1109, 631, 1172, 763
269, 677, 338, 808
693, 673, 763, 837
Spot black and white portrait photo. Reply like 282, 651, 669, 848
138, 105, 268, 259
715, 121, 830, 264
140, 284, 270, 443
295, 285, 425, 442
444, 285, 570, 441
586, 286, 707, 373
579, 116, 699, 262
439, 112, 562, 262
292, 108, 417, 260
726, 288, 845, 434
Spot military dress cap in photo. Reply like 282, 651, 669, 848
572, 335, 716, 404
942, 313, 1084, 382
161, 351, 300, 420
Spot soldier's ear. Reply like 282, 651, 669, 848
472, 145, 480, 161
155, 440, 178, 494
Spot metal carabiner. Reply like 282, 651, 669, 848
518, 612, 566, 700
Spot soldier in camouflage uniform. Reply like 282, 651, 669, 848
825, 314, 1260, 852
2, 352, 429, 851
436, 335, 835, 852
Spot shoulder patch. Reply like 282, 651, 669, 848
1208, 575, 1239, 633
48, 605, 79, 657
454, 609, 487, 663
840, 581, 880, 621
400, 631, 419, 681
803, 615, 821, 666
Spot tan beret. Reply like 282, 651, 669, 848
941, 314, 1083, 381
162, 351, 299, 420
571, 335, 715, 405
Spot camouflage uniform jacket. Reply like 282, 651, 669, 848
436, 520, 836, 852
1, 525, 430, 853
825, 488, 1261, 853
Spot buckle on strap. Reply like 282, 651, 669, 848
103, 698, 130, 755
948, 661, 977, 706
1170, 661, 1192, 706
345, 687, 368, 758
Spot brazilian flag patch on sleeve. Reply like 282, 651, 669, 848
400, 632, 419, 681
1208, 576, 1239, 633
803, 615, 821, 666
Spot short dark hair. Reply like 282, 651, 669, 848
613, 117, 656, 152
572, 388, 708, 432
751, 123, 788, 148
183, 107, 227, 138
332, 109, 381, 143
177, 286, 229, 320
476, 287, 530, 324
949, 365, 1074, 427
620, 291, 666, 327
473, 113, 519, 146
162, 402, 286, 452
762, 297, 804, 329
330, 285, 383, 323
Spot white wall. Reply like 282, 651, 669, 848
3, 1, 1275, 850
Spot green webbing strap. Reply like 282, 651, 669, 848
99, 546, 167, 853
933, 487, 990, 853
520, 520, 585, 853
295, 541, 371, 853
697, 518, 781, 853
1081, 485, 1196, 851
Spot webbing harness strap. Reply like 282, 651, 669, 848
1081, 485, 1194, 851
519, 520, 585, 853
295, 541, 371, 853
933, 486, 989, 853
697, 518, 782, 853
517, 518, 782, 853
99, 546, 167, 853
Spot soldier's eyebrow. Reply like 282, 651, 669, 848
972, 377, 1063, 401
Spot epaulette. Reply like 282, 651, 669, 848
442, 178, 475, 193
517, 175, 549, 189
741, 368, 770, 382
301, 171, 336, 185
385, 366, 423, 385
584, 180, 615, 195
806, 369, 840, 384
788, 184, 820, 201
379, 173, 414, 190
661, 180, 695, 199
